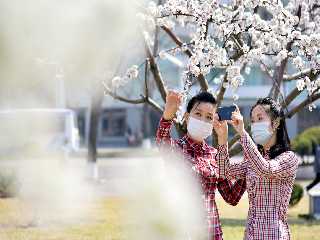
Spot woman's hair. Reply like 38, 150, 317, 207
186, 91, 216, 113
250, 97, 291, 158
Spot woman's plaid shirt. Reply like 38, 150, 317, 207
218, 132, 299, 240
156, 117, 246, 240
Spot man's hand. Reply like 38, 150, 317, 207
163, 91, 183, 120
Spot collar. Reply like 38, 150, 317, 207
183, 134, 208, 151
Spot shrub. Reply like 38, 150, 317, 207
0, 170, 19, 198
289, 183, 304, 207
292, 126, 320, 156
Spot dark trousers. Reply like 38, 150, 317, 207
306, 173, 320, 191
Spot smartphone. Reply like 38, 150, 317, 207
217, 106, 237, 121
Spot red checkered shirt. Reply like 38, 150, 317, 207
218, 132, 299, 240
156, 117, 246, 240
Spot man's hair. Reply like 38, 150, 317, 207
186, 91, 216, 113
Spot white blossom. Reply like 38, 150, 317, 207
233, 94, 239, 101
159, 50, 167, 59
296, 79, 306, 91
245, 66, 251, 75
107, 0, 320, 113
126, 65, 139, 79
293, 56, 304, 69
112, 76, 123, 89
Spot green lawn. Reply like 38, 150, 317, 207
216, 193, 320, 240
0, 189, 319, 240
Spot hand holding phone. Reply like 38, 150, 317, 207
217, 106, 237, 121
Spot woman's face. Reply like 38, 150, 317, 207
251, 104, 273, 131
187, 102, 216, 124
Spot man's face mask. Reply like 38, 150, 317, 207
187, 117, 212, 142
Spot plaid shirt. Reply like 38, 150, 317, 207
156, 117, 246, 240
218, 132, 299, 240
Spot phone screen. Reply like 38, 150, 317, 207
217, 106, 237, 121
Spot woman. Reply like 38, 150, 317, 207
156, 90, 246, 240
217, 97, 299, 240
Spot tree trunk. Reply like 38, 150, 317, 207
88, 92, 104, 162
142, 103, 151, 138
87, 88, 104, 179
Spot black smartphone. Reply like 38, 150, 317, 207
217, 106, 237, 121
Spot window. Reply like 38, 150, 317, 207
100, 109, 126, 138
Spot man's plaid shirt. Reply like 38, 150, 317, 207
156, 117, 246, 240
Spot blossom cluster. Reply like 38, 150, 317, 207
108, 0, 320, 111
110, 65, 139, 89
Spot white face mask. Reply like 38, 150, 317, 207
187, 117, 212, 142
251, 121, 273, 145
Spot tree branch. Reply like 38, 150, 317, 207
228, 124, 251, 149
216, 74, 228, 107
103, 84, 146, 104
285, 92, 320, 118
144, 35, 168, 102
144, 96, 164, 113
160, 25, 209, 91
228, 134, 241, 148
103, 82, 165, 117
229, 143, 243, 157
216, 34, 244, 107
282, 71, 320, 109
157, 13, 196, 19
144, 59, 149, 97
161, 25, 192, 57
269, 41, 293, 99
282, 87, 300, 109
283, 68, 313, 82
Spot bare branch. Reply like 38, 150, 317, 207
144, 96, 164, 113
144, 35, 168, 101
144, 59, 149, 97
161, 25, 192, 57
285, 92, 320, 118
228, 134, 241, 149
160, 25, 209, 91
103, 81, 164, 116
204, 20, 210, 38
282, 71, 320, 109
229, 143, 242, 157
157, 13, 196, 19
228, 124, 251, 149
216, 34, 244, 106
282, 87, 300, 109
153, 2, 161, 56
103, 84, 146, 104
197, 73, 209, 91
283, 68, 312, 82
269, 41, 293, 99
216, 74, 228, 107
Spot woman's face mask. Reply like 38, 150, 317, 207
251, 121, 273, 145
187, 116, 212, 142
250, 104, 276, 145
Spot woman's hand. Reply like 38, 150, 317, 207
213, 114, 228, 145
163, 90, 183, 120
230, 107, 245, 136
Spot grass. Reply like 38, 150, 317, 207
0, 185, 319, 240
216, 193, 320, 240
0, 198, 125, 240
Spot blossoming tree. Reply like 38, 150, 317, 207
103, 0, 320, 155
